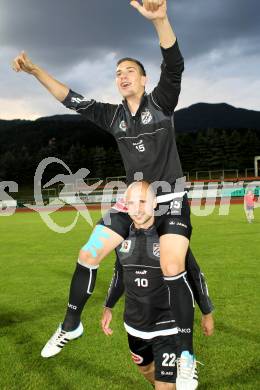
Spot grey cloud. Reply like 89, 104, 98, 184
1, 0, 152, 66
2, 0, 259, 67
172, 0, 260, 59
1, 0, 259, 118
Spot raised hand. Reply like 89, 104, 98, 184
11, 50, 69, 101
130, 0, 167, 21
12, 51, 37, 74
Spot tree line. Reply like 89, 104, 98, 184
0, 118, 259, 188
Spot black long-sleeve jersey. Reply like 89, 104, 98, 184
106, 225, 178, 339
104, 227, 214, 338
62, 41, 184, 190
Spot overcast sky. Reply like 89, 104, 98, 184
1, 0, 259, 120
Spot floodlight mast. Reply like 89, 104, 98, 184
254, 156, 260, 177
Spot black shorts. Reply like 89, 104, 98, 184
98, 193, 192, 240
155, 193, 192, 239
127, 333, 178, 383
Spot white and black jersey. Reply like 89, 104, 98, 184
62, 41, 184, 190
104, 225, 213, 339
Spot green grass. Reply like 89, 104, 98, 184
0, 205, 259, 390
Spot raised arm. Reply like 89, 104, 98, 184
131, 1, 184, 112
12, 51, 117, 132
131, 0, 176, 48
12, 51, 69, 102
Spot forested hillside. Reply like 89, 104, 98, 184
1, 103, 259, 185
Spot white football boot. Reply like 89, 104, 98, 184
176, 350, 199, 390
41, 322, 84, 358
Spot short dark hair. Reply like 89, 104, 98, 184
117, 57, 146, 76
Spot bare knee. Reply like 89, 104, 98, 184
160, 258, 185, 276
138, 362, 155, 385
79, 225, 123, 266
159, 235, 189, 276
155, 381, 176, 390
78, 249, 100, 266
138, 362, 154, 375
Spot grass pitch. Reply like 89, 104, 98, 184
0, 205, 259, 390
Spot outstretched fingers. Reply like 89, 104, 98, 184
130, 1, 142, 12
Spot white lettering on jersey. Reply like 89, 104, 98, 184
177, 327, 191, 333
161, 370, 174, 376
135, 278, 149, 287
133, 139, 145, 152
71, 97, 89, 104
168, 221, 187, 228
177, 222, 187, 228
135, 270, 147, 275
170, 200, 181, 210
162, 353, 176, 367
68, 303, 77, 310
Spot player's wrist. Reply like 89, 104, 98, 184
152, 15, 169, 26
103, 306, 112, 311
202, 312, 213, 318
30, 64, 41, 76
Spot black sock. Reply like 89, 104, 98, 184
164, 271, 195, 354
62, 261, 98, 332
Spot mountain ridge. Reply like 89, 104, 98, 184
1, 102, 260, 133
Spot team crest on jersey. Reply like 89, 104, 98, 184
153, 243, 160, 257
141, 109, 152, 125
120, 240, 131, 253
119, 120, 127, 131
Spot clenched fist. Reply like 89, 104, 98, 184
130, 0, 167, 21
12, 51, 37, 74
